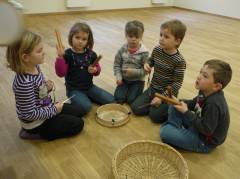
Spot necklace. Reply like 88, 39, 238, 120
71, 49, 92, 69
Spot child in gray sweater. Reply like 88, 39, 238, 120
113, 20, 149, 104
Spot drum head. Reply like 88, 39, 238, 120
96, 104, 131, 127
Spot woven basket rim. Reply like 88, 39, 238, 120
112, 140, 189, 179
96, 104, 130, 128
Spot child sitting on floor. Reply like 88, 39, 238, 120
6, 30, 84, 140
160, 59, 232, 153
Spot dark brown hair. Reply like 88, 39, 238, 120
161, 19, 187, 47
68, 22, 94, 50
125, 20, 144, 38
204, 59, 232, 89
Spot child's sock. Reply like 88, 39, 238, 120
19, 128, 41, 140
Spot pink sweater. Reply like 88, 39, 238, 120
55, 57, 101, 77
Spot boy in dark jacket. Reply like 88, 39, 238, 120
160, 59, 232, 153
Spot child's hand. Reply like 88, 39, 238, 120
55, 102, 64, 114
123, 68, 134, 77
88, 65, 97, 74
56, 44, 65, 58
144, 63, 152, 73
116, 80, 123, 86
151, 97, 162, 107
174, 101, 188, 113
46, 80, 54, 92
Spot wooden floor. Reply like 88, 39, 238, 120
0, 7, 240, 179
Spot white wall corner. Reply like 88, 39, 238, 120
8, 0, 23, 9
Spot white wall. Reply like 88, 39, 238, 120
21, 0, 173, 14
20, 0, 240, 19
173, 0, 240, 19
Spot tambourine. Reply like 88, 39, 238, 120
96, 104, 131, 127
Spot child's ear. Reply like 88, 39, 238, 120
177, 39, 182, 45
175, 38, 181, 47
213, 82, 223, 91
21, 53, 29, 63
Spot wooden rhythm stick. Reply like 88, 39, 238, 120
154, 93, 180, 105
92, 55, 102, 66
62, 95, 75, 103
167, 86, 172, 98
55, 29, 64, 49
146, 70, 152, 88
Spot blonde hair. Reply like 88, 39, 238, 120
161, 19, 187, 47
6, 30, 42, 74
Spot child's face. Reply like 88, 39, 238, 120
23, 42, 45, 66
126, 34, 142, 49
195, 65, 221, 96
159, 28, 180, 52
72, 31, 89, 52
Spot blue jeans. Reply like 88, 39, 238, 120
160, 106, 211, 153
114, 80, 144, 104
130, 88, 169, 123
67, 84, 115, 115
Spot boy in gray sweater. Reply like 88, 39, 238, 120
113, 20, 149, 104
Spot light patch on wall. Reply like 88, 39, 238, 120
66, 0, 91, 8
152, 0, 167, 4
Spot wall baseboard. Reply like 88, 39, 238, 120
174, 6, 240, 21
22, 6, 240, 21
23, 6, 172, 16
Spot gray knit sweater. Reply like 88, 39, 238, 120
113, 43, 149, 81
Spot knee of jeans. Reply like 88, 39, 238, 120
114, 92, 124, 101
130, 102, 140, 115
149, 109, 167, 123
114, 96, 125, 104
149, 112, 163, 123
77, 117, 84, 125
168, 105, 176, 113
109, 97, 116, 103
160, 125, 170, 142
126, 97, 135, 105
82, 103, 92, 114
71, 100, 91, 114
104, 94, 115, 103
76, 119, 84, 132
70, 118, 84, 134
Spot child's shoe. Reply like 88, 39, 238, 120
19, 128, 41, 140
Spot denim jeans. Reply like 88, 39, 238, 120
160, 106, 211, 153
114, 80, 144, 104
130, 87, 169, 123
67, 84, 115, 115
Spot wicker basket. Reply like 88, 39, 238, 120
112, 140, 189, 179
96, 104, 131, 127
